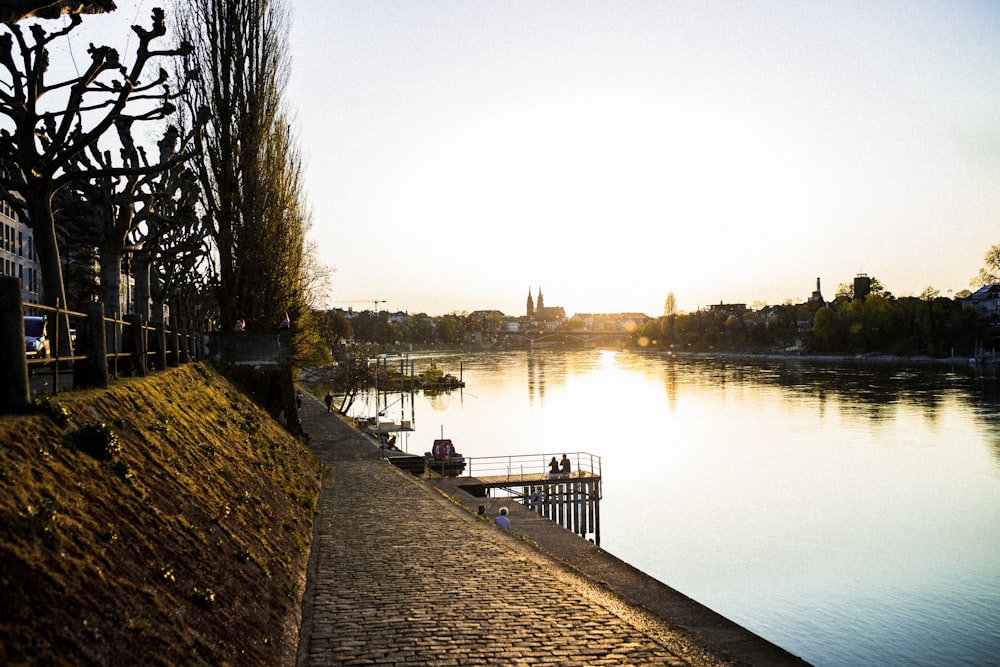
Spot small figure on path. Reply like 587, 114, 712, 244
296, 390, 303, 409
495, 507, 510, 531
559, 454, 571, 474
324, 392, 333, 412
280, 312, 290, 329
548, 456, 560, 475
477, 504, 487, 518
234, 319, 246, 333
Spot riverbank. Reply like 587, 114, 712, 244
297, 397, 811, 666
0, 364, 319, 665
649, 349, 981, 366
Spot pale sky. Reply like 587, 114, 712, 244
60, 1, 1000, 316
287, 0, 999, 316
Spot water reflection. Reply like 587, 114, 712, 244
346, 349, 1000, 666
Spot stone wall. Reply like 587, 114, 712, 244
203, 331, 300, 435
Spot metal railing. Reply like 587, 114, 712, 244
462, 451, 601, 480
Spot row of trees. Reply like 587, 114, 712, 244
0, 1, 328, 365
638, 292, 989, 357
640, 248, 1000, 357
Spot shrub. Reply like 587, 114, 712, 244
70, 423, 121, 461
32, 394, 69, 426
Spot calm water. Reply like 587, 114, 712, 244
345, 350, 1000, 666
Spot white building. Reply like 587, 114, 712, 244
0, 202, 41, 305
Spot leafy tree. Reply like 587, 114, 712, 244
176, 0, 309, 334
972, 243, 1000, 287
663, 292, 677, 317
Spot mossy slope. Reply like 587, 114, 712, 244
0, 363, 320, 666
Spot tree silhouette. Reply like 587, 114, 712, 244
176, 0, 310, 333
0, 8, 193, 349
972, 243, 1000, 288
0, 0, 115, 24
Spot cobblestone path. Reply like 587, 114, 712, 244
295, 397, 691, 666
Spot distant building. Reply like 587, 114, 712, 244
854, 274, 871, 300
708, 302, 747, 317
964, 285, 1000, 321
525, 286, 566, 323
808, 277, 824, 304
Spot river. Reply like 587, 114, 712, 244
342, 349, 1000, 666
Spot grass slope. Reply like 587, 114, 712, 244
0, 363, 320, 666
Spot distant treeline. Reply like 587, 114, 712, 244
318, 295, 995, 358
637, 295, 993, 357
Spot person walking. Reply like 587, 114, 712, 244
324, 392, 333, 412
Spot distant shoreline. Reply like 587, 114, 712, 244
645, 349, 980, 366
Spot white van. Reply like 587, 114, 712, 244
24, 315, 49, 358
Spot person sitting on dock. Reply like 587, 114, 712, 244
559, 454, 571, 474
548, 456, 560, 475
495, 507, 510, 531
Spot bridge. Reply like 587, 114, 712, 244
501, 330, 631, 348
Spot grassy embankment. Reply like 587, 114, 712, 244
0, 363, 320, 666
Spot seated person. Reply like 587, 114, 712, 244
548, 456, 560, 474
559, 454, 571, 474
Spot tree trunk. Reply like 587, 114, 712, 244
133, 253, 153, 322
28, 195, 72, 356
99, 244, 123, 321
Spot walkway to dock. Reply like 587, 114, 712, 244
295, 393, 810, 666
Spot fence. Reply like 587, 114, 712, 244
1, 276, 200, 413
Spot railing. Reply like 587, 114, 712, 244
462, 451, 601, 480
22, 300, 200, 393
4, 275, 201, 407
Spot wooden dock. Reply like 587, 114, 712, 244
454, 467, 602, 545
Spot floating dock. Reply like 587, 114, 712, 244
449, 454, 603, 545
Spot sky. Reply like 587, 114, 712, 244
58, 1, 1000, 316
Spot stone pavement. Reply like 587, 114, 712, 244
294, 393, 810, 666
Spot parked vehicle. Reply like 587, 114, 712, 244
24, 315, 49, 359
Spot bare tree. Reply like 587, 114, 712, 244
130, 165, 204, 323
0, 0, 115, 24
62, 121, 198, 319
0, 9, 193, 344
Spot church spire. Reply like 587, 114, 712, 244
537, 286, 545, 310
526, 286, 535, 317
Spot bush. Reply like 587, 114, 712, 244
32, 394, 69, 426
70, 423, 121, 461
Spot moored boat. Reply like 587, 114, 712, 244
424, 438, 466, 477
